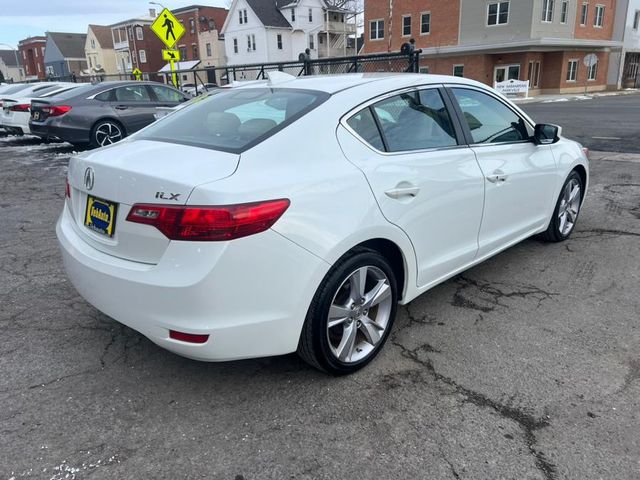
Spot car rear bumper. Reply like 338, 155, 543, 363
56, 202, 330, 361
29, 120, 90, 145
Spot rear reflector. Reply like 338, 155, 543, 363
43, 105, 72, 117
9, 104, 30, 112
126, 199, 290, 241
169, 330, 209, 344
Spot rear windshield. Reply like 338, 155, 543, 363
136, 87, 329, 153
50, 84, 95, 100
1, 84, 31, 96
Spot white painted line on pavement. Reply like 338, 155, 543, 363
592, 136, 622, 140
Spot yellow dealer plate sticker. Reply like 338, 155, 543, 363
84, 195, 118, 237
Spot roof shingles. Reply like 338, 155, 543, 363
48, 32, 88, 59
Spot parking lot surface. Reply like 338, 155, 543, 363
1, 134, 639, 480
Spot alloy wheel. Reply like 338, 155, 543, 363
326, 265, 393, 363
558, 178, 581, 236
95, 122, 123, 147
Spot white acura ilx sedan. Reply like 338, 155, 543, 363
57, 73, 588, 374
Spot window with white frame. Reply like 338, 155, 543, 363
402, 15, 411, 36
421, 12, 431, 34
580, 2, 588, 25
233, 37, 238, 54
587, 61, 597, 80
136, 27, 144, 41
246, 34, 256, 51
309, 34, 315, 50
291, 8, 295, 21
542, 0, 554, 22
139, 49, 146, 63
487, 2, 509, 26
277, 34, 283, 50
239, 9, 248, 24
370, 19, 384, 40
634, 11, 640, 29
566, 60, 578, 81
206, 42, 212, 56
91, 39, 96, 49
308, 8, 313, 22
560, 0, 568, 23
190, 19, 195, 34
528, 60, 541, 88
453, 65, 464, 77
594, 5, 605, 27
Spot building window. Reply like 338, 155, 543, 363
308, 8, 313, 22
291, 8, 295, 21
91, 39, 96, 49
634, 11, 640, 30
128, 27, 133, 40
560, 1, 568, 23
587, 61, 598, 80
542, 0, 554, 22
246, 34, 256, 52
233, 38, 238, 54
34, 48, 38, 58
370, 19, 384, 40
138, 49, 146, 63
594, 5, 605, 27
453, 65, 464, 77
566, 60, 578, 81
36, 63, 41, 73
528, 61, 541, 87
309, 34, 315, 50
419, 66, 429, 74
239, 9, 248, 24
402, 15, 411, 36
190, 19, 195, 33
136, 27, 144, 41
192, 44, 198, 58
487, 2, 509, 26
421, 12, 431, 34
580, 2, 588, 25
206, 42, 212, 56
179, 46, 187, 59
277, 34, 283, 50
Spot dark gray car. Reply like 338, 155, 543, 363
29, 81, 189, 148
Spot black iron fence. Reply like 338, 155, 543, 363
30, 51, 421, 92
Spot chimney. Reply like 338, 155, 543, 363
149, 8, 156, 17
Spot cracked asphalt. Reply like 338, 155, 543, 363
1, 133, 639, 480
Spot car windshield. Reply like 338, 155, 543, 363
136, 87, 329, 153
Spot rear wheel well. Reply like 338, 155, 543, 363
572, 165, 587, 200
352, 239, 406, 300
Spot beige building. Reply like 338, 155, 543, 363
84, 25, 117, 76
198, 28, 227, 68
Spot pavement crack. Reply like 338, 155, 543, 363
572, 228, 640, 239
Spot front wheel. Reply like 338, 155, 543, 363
298, 250, 398, 375
540, 171, 584, 242
90, 120, 125, 148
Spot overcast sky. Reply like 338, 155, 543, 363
0, 0, 229, 48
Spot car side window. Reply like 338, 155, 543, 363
346, 108, 385, 151
114, 85, 151, 103
151, 85, 184, 103
451, 88, 533, 144
372, 91, 458, 152
94, 90, 112, 101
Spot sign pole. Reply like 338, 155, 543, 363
151, 8, 186, 89
169, 58, 177, 87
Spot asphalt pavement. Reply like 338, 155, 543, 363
1, 130, 639, 479
520, 92, 640, 154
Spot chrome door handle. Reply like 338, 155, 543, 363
384, 185, 420, 199
486, 170, 508, 183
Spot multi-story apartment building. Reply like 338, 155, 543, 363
608, 0, 640, 87
110, 12, 166, 79
222, 0, 357, 66
85, 25, 117, 76
17, 36, 46, 80
172, 5, 228, 68
363, 0, 621, 94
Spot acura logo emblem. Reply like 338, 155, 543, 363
84, 167, 95, 191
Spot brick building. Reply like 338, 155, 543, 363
363, 0, 621, 94
110, 12, 166, 79
17, 36, 47, 80
172, 5, 228, 68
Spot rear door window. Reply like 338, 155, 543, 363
114, 85, 151, 103
150, 85, 185, 103
346, 108, 385, 151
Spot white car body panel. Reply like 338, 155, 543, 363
57, 73, 589, 361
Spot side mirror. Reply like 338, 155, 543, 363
534, 123, 562, 145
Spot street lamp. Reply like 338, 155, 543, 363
0, 43, 21, 82
149, 1, 167, 13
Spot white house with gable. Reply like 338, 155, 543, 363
221, 0, 356, 66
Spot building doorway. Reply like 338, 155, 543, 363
494, 64, 520, 85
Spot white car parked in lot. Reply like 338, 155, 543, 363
1, 83, 78, 135
57, 73, 588, 374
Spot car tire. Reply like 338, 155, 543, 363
298, 249, 398, 375
90, 119, 125, 148
540, 170, 584, 242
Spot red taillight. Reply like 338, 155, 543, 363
65, 177, 71, 198
9, 104, 30, 112
126, 199, 290, 241
169, 330, 209, 344
43, 105, 72, 117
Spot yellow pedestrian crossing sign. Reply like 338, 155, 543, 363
132, 68, 142, 80
151, 8, 185, 49
162, 49, 181, 61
